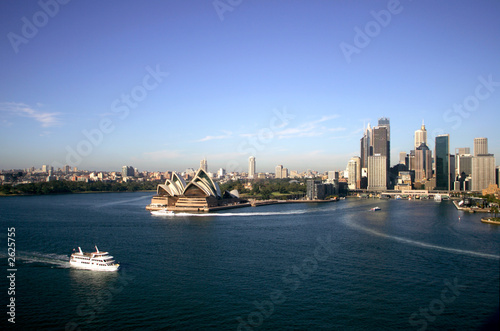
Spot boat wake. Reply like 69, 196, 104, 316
95, 195, 151, 208
15, 251, 71, 268
344, 220, 500, 260
155, 210, 309, 217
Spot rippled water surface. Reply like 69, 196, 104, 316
1, 193, 499, 330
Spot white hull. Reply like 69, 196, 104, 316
70, 260, 119, 271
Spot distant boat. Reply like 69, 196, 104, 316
151, 208, 175, 216
434, 194, 442, 202
370, 207, 381, 211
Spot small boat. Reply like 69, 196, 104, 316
151, 208, 175, 216
434, 194, 442, 202
370, 207, 381, 211
70, 246, 119, 271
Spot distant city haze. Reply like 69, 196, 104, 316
1, 1, 499, 172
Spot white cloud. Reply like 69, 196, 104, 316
0, 102, 62, 127
197, 131, 233, 142
276, 114, 341, 139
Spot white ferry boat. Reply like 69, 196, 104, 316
70, 246, 119, 271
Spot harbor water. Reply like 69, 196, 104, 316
1, 192, 499, 330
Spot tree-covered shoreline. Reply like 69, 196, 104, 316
0, 180, 161, 196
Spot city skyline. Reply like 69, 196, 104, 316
1, 1, 499, 173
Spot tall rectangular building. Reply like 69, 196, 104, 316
414, 121, 427, 150
367, 155, 387, 190
474, 138, 488, 156
435, 134, 451, 191
200, 158, 208, 172
248, 156, 256, 179
415, 143, 432, 182
378, 117, 391, 168
360, 124, 372, 169
472, 154, 496, 191
275, 165, 283, 179
347, 157, 361, 190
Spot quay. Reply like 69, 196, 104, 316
453, 200, 491, 213
147, 198, 339, 213
481, 218, 500, 225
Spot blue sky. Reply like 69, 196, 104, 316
1, 0, 499, 173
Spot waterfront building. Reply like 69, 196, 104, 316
415, 143, 432, 182
200, 159, 208, 172
347, 157, 361, 190
435, 134, 453, 191
306, 179, 337, 200
394, 171, 412, 191
472, 154, 496, 192
275, 165, 283, 179
149, 168, 242, 212
474, 138, 488, 156
414, 121, 427, 150
248, 156, 256, 179
367, 155, 387, 191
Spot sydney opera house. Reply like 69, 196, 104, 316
147, 168, 246, 212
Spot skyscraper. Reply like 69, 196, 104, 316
360, 123, 372, 169
471, 138, 495, 191
472, 155, 496, 191
347, 157, 361, 190
200, 158, 208, 172
275, 165, 283, 179
415, 143, 432, 182
248, 156, 256, 179
435, 134, 451, 191
378, 117, 391, 169
367, 155, 387, 190
414, 121, 427, 150
474, 138, 488, 156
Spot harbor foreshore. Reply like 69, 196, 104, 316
147, 198, 338, 213
453, 200, 491, 213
